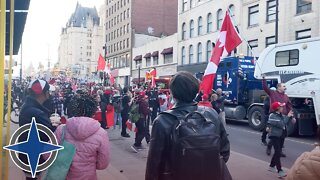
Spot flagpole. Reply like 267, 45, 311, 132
227, 8, 263, 73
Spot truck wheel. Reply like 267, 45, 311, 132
248, 106, 265, 131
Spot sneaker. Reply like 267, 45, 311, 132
131, 145, 139, 153
266, 147, 271, 156
278, 170, 287, 178
121, 133, 130, 138
268, 166, 277, 173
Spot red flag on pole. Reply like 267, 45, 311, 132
149, 68, 157, 77
97, 54, 106, 71
199, 11, 242, 96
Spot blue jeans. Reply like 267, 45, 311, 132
114, 113, 122, 128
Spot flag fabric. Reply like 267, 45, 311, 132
97, 54, 106, 71
199, 11, 242, 96
149, 68, 157, 77
151, 76, 156, 88
105, 63, 115, 85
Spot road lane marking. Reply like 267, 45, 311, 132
227, 126, 315, 146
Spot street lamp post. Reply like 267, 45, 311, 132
138, 63, 141, 88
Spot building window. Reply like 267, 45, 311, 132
189, 45, 194, 63
127, 8, 130, 18
296, 29, 311, 40
197, 43, 202, 63
217, 9, 223, 30
182, 23, 186, 40
297, 0, 312, 14
123, 25, 126, 34
120, 27, 122, 36
127, 38, 129, 47
190, 20, 194, 38
127, 23, 130, 33
247, 39, 258, 56
123, 40, 126, 49
136, 60, 142, 69
229, 4, 235, 17
182, 46, 186, 64
120, 41, 122, 50
248, 5, 259, 26
146, 57, 151, 67
198, 16, 202, 35
182, 0, 188, 12
124, 10, 126, 20
190, 0, 193, 8
266, 36, 276, 47
126, 54, 129, 67
164, 54, 173, 64
206, 40, 213, 62
207, 13, 212, 33
153, 56, 158, 65
267, 0, 276, 22
120, 13, 123, 22
276, 49, 299, 67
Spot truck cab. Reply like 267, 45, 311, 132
214, 56, 277, 131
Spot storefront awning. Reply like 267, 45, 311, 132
161, 47, 173, 55
133, 55, 142, 61
5, 0, 31, 55
151, 51, 159, 57
144, 53, 151, 58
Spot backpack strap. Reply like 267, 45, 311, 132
61, 125, 66, 142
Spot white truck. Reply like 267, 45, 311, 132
254, 37, 320, 136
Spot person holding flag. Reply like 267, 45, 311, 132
199, 11, 242, 99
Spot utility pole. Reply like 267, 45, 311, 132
275, 0, 279, 44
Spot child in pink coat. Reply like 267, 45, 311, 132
54, 90, 110, 180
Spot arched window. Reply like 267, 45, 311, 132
189, 45, 194, 64
206, 40, 213, 62
198, 16, 203, 35
190, 20, 194, 38
229, 4, 235, 18
207, 13, 212, 33
182, 23, 186, 40
182, 46, 186, 65
197, 43, 202, 63
217, 9, 223, 30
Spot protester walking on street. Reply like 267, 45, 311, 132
216, 88, 229, 127
121, 87, 132, 137
19, 79, 55, 180
131, 91, 151, 152
286, 126, 320, 180
54, 91, 110, 180
262, 75, 294, 157
267, 102, 296, 178
146, 72, 230, 180
261, 95, 271, 146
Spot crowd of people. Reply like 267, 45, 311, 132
11, 71, 320, 180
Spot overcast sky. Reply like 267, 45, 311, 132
20, 0, 103, 71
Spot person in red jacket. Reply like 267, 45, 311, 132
262, 74, 294, 157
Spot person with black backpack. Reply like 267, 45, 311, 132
146, 71, 231, 180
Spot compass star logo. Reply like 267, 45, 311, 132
3, 118, 63, 178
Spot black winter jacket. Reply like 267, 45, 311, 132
18, 96, 55, 165
145, 102, 230, 180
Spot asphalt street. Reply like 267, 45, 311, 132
226, 120, 316, 169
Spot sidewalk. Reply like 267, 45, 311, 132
5, 124, 287, 180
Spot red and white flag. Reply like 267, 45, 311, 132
105, 63, 115, 85
199, 11, 242, 96
151, 76, 156, 88
97, 54, 106, 71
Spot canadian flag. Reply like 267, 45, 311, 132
200, 11, 242, 96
